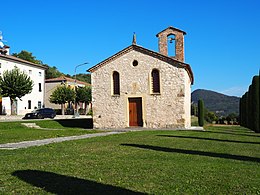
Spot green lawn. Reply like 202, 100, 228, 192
0, 125, 259, 194
0, 119, 99, 144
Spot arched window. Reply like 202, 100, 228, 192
151, 69, 160, 93
167, 34, 176, 57
113, 71, 120, 95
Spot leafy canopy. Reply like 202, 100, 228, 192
76, 86, 91, 103
12, 50, 43, 64
12, 50, 91, 82
0, 67, 33, 100
49, 85, 76, 105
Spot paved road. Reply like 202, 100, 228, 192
0, 131, 124, 150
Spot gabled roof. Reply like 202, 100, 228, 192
45, 76, 91, 86
0, 54, 48, 70
156, 26, 187, 36
87, 44, 194, 84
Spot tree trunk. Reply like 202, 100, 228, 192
10, 98, 17, 115
61, 103, 65, 115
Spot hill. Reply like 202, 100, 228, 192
191, 89, 240, 116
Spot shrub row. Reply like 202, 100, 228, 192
240, 73, 260, 132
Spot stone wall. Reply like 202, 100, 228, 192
92, 49, 191, 129
157, 27, 185, 62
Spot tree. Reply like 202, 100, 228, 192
49, 85, 76, 115
12, 50, 64, 79
76, 86, 91, 104
0, 68, 33, 115
73, 74, 91, 84
45, 66, 63, 79
252, 76, 259, 132
205, 111, 218, 123
226, 113, 239, 124
198, 99, 205, 127
12, 50, 43, 64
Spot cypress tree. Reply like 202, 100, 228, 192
198, 99, 204, 127
259, 70, 260, 133
239, 97, 243, 126
252, 76, 259, 132
248, 85, 253, 130
241, 94, 246, 127
244, 92, 249, 128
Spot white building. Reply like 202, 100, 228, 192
0, 46, 47, 115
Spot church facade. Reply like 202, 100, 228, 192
88, 26, 194, 129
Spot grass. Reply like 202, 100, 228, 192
191, 115, 199, 126
0, 124, 259, 194
0, 119, 99, 144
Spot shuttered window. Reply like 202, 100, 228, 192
151, 69, 160, 93
113, 71, 120, 95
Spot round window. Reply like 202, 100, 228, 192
132, 60, 138, 67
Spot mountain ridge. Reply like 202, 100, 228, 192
191, 89, 240, 116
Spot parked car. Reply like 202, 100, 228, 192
23, 108, 56, 119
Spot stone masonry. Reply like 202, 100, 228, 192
156, 26, 186, 62
88, 26, 193, 129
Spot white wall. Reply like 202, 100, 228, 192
0, 57, 46, 115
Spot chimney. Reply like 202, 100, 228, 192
3, 45, 10, 55
156, 26, 186, 62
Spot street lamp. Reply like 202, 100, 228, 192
73, 62, 88, 118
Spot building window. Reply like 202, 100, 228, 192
38, 101, 41, 109
39, 83, 42, 92
113, 71, 120, 95
132, 60, 138, 67
28, 100, 31, 109
0, 63, 1, 68
151, 69, 160, 94
39, 72, 42, 76
29, 70, 32, 75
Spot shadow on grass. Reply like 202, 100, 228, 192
54, 118, 93, 129
183, 130, 260, 138
157, 135, 260, 145
121, 144, 260, 163
12, 170, 145, 195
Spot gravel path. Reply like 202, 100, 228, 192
0, 126, 203, 150
0, 132, 124, 150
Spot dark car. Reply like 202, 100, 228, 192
23, 108, 56, 119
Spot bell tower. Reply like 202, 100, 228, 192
156, 26, 186, 62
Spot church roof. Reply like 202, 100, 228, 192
87, 44, 194, 84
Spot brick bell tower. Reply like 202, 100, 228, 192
156, 26, 186, 62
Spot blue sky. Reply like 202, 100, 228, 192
1, 0, 260, 97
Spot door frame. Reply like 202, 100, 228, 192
127, 96, 145, 127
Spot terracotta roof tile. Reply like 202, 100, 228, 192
45, 76, 91, 86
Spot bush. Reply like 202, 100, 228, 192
87, 109, 93, 116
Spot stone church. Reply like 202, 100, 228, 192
88, 26, 194, 129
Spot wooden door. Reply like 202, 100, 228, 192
129, 98, 143, 127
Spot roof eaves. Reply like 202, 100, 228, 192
156, 26, 187, 37
0, 54, 48, 70
87, 44, 194, 84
